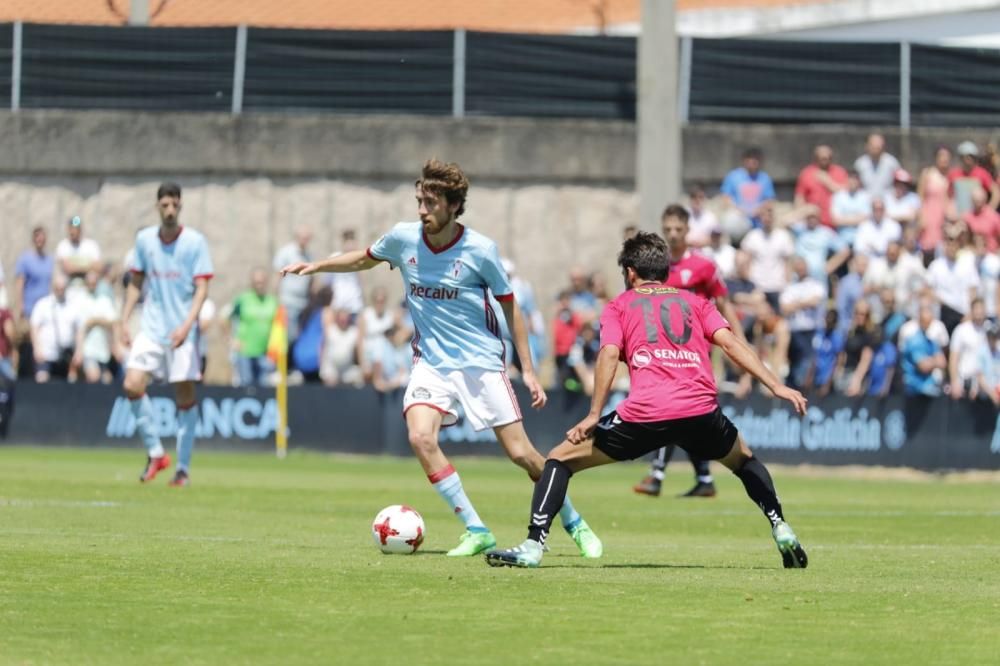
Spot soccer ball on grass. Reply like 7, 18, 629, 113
371, 505, 425, 554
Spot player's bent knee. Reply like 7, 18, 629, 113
407, 430, 440, 458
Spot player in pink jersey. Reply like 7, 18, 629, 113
632, 204, 750, 499
486, 231, 809, 569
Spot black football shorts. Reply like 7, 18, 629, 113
592, 406, 738, 462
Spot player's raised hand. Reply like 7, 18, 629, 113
280, 262, 317, 277
567, 413, 599, 445
773, 384, 808, 416
522, 370, 547, 409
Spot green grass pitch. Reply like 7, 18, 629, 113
1, 446, 999, 665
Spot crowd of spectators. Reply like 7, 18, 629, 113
1, 134, 998, 406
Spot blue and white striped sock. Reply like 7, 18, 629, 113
175, 403, 198, 472
129, 394, 164, 458
429, 465, 488, 533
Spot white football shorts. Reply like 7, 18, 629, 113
126, 331, 202, 384
402, 362, 523, 431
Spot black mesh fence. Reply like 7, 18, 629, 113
20, 24, 235, 111
911, 44, 1000, 127
465, 32, 636, 119
689, 39, 900, 124
243, 29, 452, 114
5, 23, 1000, 127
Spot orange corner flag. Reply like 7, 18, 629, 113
267, 305, 288, 363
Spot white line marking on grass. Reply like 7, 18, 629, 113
0, 498, 122, 508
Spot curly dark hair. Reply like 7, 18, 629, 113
618, 231, 669, 283
415, 159, 469, 218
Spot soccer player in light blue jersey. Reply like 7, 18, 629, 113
281, 160, 603, 558
120, 183, 213, 487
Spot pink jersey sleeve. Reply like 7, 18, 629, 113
700, 297, 730, 341
704, 261, 728, 299
599, 298, 624, 350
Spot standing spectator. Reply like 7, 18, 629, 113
854, 199, 902, 258
927, 230, 982, 334
0, 305, 14, 382
793, 207, 850, 284
29, 275, 79, 383
901, 304, 948, 396
320, 307, 362, 387
854, 133, 901, 200
864, 241, 927, 319
685, 185, 718, 248
290, 286, 331, 383
502, 258, 545, 372
779, 257, 826, 389
13, 227, 55, 378
883, 169, 921, 226
866, 327, 898, 398
552, 290, 583, 389
360, 285, 396, 377
566, 267, 597, 320
795, 144, 849, 228
810, 310, 844, 395
949, 141, 1000, 216
328, 229, 364, 320
720, 146, 776, 230
830, 171, 872, 247
917, 147, 953, 259
836, 299, 877, 397
272, 225, 313, 342
949, 298, 990, 400
962, 188, 1000, 252
55, 216, 102, 303
72, 270, 118, 384
740, 203, 794, 310
703, 227, 736, 280
972, 235, 999, 322
836, 253, 869, 334
565, 321, 601, 395
726, 250, 766, 339
230, 268, 278, 387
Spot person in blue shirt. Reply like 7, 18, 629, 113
901, 305, 947, 396
13, 227, 55, 379
866, 328, 898, 397
121, 183, 213, 487
281, 159, 602, 560
721, 147, 776, 229
836, 253, 868, 334
810, 310, 844, 395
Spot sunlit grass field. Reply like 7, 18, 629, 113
1, 447, 998, 665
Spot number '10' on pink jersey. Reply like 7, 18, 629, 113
599, 284, 731, 423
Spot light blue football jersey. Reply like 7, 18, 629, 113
367, 222, 513, 371
130, 226, 214, 345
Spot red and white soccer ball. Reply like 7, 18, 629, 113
371, 505, 425, 554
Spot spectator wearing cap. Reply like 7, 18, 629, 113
854, 133, 901, 200
854, 199, 902, 259
883, 169, 921, 226
830, 171, 872, 247
685, 185, 718, 248
949, 141, 1000, 216
795, 144, 849, 229
927, 230, 982, 334
961, 187, 1000, 252
792, 206, 850, 284
55, 216, 102, 304
721, 147, 776, 230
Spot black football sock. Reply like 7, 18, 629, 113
733, 456, 784, 527
649, 446, 674, 479
527, 459, 572, 546
691, 458, 714, 484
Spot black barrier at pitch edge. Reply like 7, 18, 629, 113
5, 382, 999, 471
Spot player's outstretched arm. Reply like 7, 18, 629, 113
280, 249, 379, 277
499, 298, 546, 409
712, 326, 808, 415
567, 345, 619, 445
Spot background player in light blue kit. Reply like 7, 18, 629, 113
120, 183, 214, 487
281, 160, 602, 558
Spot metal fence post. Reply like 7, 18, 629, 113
899, 42, 911, 129
11, 21, 22, 111
678, 35, 693, 123
452, 29, 466, 118
232, 24, 248, 114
